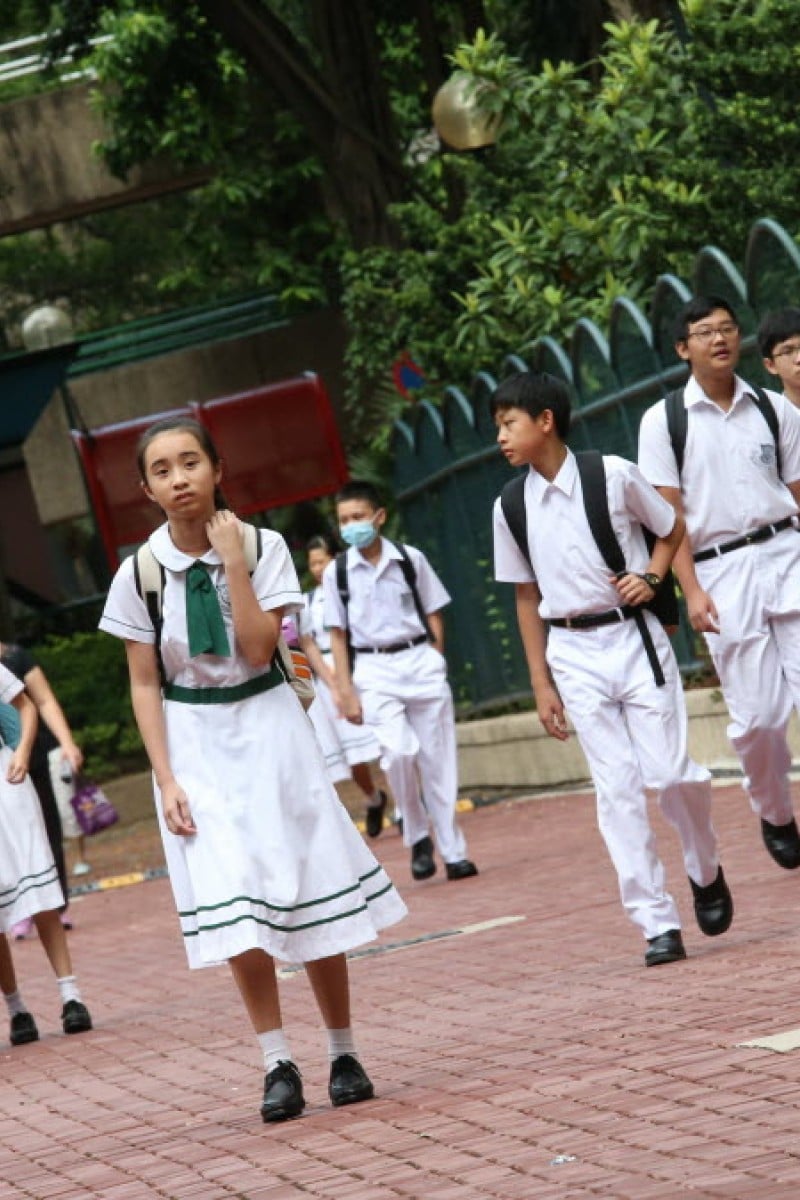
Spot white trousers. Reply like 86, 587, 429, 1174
353, 642, 467, 864
698, 530, 800, 825
547, 614, 718, 940
308, 661, 380, 785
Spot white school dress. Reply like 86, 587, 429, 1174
299, 586, 380, 780
0, 664, 64, 930
99, 523, 407, 969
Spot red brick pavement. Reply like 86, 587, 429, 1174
3, 782, 800, 1199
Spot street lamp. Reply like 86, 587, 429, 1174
431, 71, 500, 151
21, 304, 75, 350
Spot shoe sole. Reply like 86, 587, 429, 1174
10, 1030, 39, 1046
261, 1101, 305, 1123
645, 952, 687, 967
411, 863, 436, 880
330, 1085, 375, 1108
63, 1019, 93, 1035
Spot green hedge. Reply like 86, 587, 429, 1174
32, 632, 147, 782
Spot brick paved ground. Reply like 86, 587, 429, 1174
4, 781, 800, 1199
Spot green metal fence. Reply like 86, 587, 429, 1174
392, 217, 800, 713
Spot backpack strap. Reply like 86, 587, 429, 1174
665, 388, 688, 478
335, 550, 354, 672
751, 384, 782, 477
500, 474, 531, 568
133, 543, 167, 687
575, 450, 626, 576
665, 383, 781, 479
575, 450, 666, 687
393, 543, 434, 642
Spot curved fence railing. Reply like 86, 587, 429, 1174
392, 217, 800, 712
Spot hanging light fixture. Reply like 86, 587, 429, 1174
431, 71, 500, 151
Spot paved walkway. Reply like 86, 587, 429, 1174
3, 782, 800, 1199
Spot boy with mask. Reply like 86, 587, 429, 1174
322, 480, 477, 883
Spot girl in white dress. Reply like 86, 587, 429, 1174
0, 665, 92, 1045
298, 535, 389, 836
98, 417, 407, 1123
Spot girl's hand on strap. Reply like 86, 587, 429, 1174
206, 510, 244, 566
160, 779, 197, 836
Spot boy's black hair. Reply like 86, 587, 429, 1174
489, 370, 571, 440
673, 294, 739, 344
335, 479, 384, 510
757, 307, 800, 358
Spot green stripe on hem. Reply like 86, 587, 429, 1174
164, 670, 283, 705
0, 864, 60, 902
181, 885, 398, 938
177, 864, 384, 918
0, 868, 61, 912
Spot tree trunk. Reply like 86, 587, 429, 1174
196, 0, 407, 248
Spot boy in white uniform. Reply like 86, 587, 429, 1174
758, 307, 800, 408
639, 293, 800, 871
491, 371, 731, 967
323, 480, 477, 883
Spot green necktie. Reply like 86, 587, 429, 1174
185, 561, 231, 658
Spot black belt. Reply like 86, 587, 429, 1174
694, 515, 799, 562
353, 634, 429, 655
549, 607, 637, 630
549, 606, 665, 687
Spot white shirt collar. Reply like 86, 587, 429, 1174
347, 537, 401, 571
149, 522, 222, 571
684, 372, 759, 410
526, 448, 578, 504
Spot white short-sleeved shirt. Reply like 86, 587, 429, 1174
638, 375, 800, 552
492, 451, 675, 620
298, 585, 331, 653
322, 540, 450, 647
99, 522, 302, 689
0, 662, 23, 706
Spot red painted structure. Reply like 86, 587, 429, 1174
71, 373, 348, 569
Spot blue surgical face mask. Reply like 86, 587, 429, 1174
340, 519, 378, 549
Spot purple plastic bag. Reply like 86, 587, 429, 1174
70, 780, 119, 836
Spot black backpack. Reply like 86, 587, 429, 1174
335, 542, 433, 669
664, 383, 781, 478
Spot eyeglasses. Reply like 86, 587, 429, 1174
686, 322, 739, 342
771, 341, 800, 360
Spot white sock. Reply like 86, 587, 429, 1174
327, 1026, 358, 1063
366, 789, 384, 808
56, 976, 81, 1006
258, 1027, 293, 1072
3, 989, 27, 1017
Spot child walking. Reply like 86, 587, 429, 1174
99, 418, 406, 1122
0, 666, 92, 1043
298, 534, 389, 837
491, 371, 732, 968
323, 480, 477, 883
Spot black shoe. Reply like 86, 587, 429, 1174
689, 866, 733, 937
260, 1060, 305, 1123
61, 1000, 92, 1035
445, 859, 478, 881
329, 1054, 375, 1108
761, 818, 800, 869
411, 836, 436, 880
365, 791, 388, 839
644, 928, 687, 967
10, 1011, 39, 1046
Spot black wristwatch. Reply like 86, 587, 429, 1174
642, 572, 661, 590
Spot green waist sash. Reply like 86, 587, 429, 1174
163, 670, 284, 705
